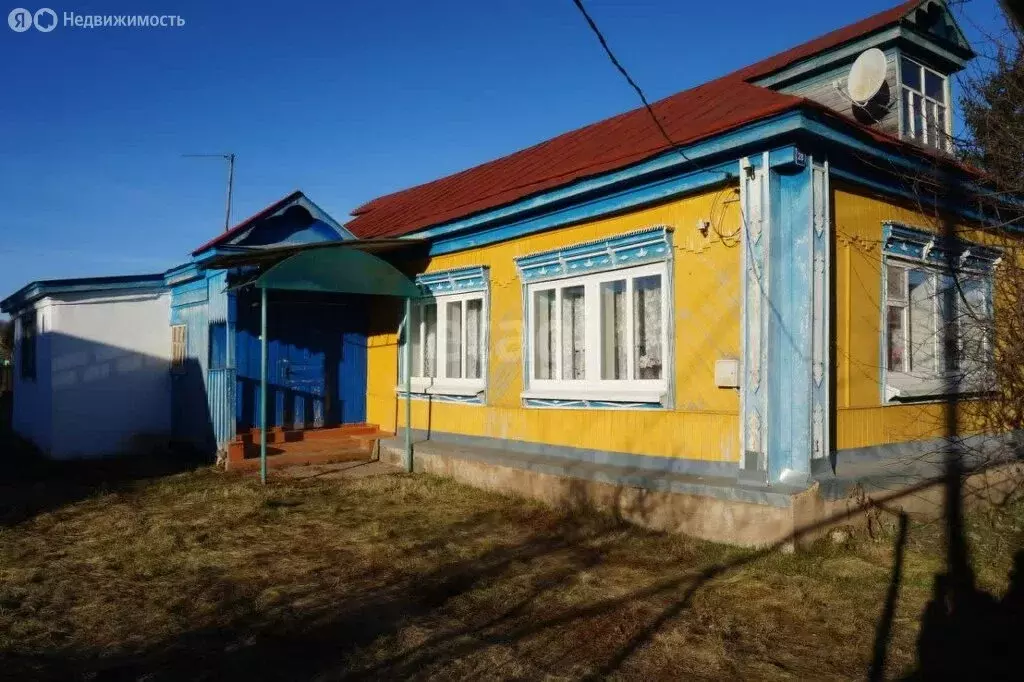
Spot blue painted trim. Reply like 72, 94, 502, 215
828, 166, 994, 226
766, 162, 813, 483
0, 273, 166, 314
514, 226, 671, 282
415, 266, 489, 296
882, 222, 1002, 270
411, 112, 809, 242
164, 261, 204, 286
418, 109, 999, 257
301, 195, 356, 241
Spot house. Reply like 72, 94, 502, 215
1, 0, 1011, 543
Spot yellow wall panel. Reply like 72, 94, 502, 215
832, 184, 1009, 450
367, 188, 743, 463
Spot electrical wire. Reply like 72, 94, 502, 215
569, 0, 740, 243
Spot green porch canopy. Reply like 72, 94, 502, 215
254, 244, 421, 298
203, 240, 424, 483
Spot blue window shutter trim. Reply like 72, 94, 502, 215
414, 266, 489, 296
514, 226, 673, 283
882, 222, 1002, 270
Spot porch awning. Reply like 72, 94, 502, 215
201, 239, 425, 298
221, 240, 424, 482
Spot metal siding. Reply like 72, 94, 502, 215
233, 289, 367, 432
169, 270, 237, 453
208, 368, 236, 447
169, 297, 213, 451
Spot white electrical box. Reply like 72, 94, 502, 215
715, 358, 740, 388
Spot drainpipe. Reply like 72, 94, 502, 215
404, 296, 413, 473
260, 287, 268, 484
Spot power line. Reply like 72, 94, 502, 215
569, 0, 737, 240
569, 0, 706, 172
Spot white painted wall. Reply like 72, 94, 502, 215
11, 288, 172, 459
11, 302, 54, 454
47, 289, 172, 459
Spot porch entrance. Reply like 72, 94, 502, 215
206, 240, 423, 482
235, 290, 367, 433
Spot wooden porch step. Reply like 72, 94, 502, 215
225, 448, 370, 472
235, 423, 382, 445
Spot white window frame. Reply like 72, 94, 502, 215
883, 257, 992, 401
522, 261, 670, 404
400, 290, 487, 397
899, 56, 952, 152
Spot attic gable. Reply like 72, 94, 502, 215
192, 192, 353, 256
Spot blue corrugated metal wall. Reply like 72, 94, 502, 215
234, 289, 367, 431
169, 270, 236, 453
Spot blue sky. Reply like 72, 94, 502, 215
0, 0, 1008, 307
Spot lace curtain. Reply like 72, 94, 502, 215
423, 303, 437, 378
534, 290, 556, 379
634, 275, 662, 380
600, 281, 627, 379
466, 299, 483, 379
562, 286, 586, 380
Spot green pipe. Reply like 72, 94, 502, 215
404, 296, 413, 473
260, 286, 268, 485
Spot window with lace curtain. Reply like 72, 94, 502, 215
524, 262, 669, 404
401, 290, 487, 397
881, 223, 999, 402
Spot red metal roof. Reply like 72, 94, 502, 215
345, 0, 922, 239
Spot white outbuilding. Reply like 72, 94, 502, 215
0, 274, 171, 459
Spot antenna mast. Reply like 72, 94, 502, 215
183, 153, 236, 232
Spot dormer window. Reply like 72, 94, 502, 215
900, 56, 951, 151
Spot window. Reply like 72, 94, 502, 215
208, 322, 228, 370
525, 262, 668, 403
19, 313, 36, 381
402, 291, 486, 396
884, 260, 991, 400
171, 324, 187, 374
900, 56, 950, 151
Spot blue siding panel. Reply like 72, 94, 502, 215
234, 289, 367, 432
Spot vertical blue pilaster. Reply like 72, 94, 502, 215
767, 164, 812, 484
740, 150, 829, 486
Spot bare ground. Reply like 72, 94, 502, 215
0, 454, 1022, 681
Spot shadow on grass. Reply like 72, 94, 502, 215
0, 416, 211, 528
0, 468, 1020, 681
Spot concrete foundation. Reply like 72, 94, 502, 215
379, 439, 1024, 548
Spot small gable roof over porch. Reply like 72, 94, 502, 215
191, 191, 353, 257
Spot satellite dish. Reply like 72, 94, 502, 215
847, 48, 887, 104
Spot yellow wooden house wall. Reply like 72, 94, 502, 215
367, 179, 1013, 463
366, 188, 744, 464
833, 183, 1010, 450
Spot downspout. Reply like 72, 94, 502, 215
403, 296, 413, 473
260, 287, 268, 484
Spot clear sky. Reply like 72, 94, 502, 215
0, 0, 1008, 307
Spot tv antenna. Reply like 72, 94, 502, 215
183, 152, 236, 232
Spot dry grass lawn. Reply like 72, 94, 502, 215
1, 455, 1022, 681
